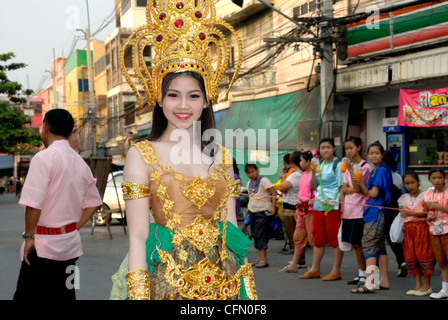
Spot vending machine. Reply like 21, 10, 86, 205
383, 118, 406, 175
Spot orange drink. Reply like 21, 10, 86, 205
340, 158, 349, 173
354, 171, 362, 182
426, 200, 437, 213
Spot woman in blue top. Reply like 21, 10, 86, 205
300, 138, 344, 281
352, 141, 392, 294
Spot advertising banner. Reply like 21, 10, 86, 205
398, 88, 448, 127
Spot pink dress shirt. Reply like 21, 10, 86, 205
19, 140, 102, 261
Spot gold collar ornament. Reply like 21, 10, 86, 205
120, 0, 243, 109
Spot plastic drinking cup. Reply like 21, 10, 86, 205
311, 158, 320, 173
426, 200, 437, 213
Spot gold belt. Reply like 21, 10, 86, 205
158, 249, 257, 300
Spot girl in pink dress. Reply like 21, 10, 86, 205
399, 171, 435, 297
278, 151, 314, 273
424, 168, 448, 299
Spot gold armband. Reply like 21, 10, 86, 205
122, 181, 150, 200
126, 269, 151, 300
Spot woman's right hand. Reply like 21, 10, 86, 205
310, 160, 318, 172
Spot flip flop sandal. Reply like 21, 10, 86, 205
255, 261, 269, 268
351, 285, 375, 294
278, 266, 298, 273
347, 275, 366, 285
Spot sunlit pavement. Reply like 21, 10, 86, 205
1, 192, 443, 301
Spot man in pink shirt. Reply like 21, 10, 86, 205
13, 109, 102, 300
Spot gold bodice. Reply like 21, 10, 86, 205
121, 140, 256, 300
123, 140, 239, 229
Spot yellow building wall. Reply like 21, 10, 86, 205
94, 70, 107, 96
66, 66, 91, 125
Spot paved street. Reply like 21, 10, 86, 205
0, 192, 445, 301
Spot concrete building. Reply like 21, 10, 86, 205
99, 0, 448, 185
104, 0, 150, 162
65, 38, 107, 155
65, 49, 93, 126
335, 0, 448, 187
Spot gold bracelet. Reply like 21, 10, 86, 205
126, 269, 151, 300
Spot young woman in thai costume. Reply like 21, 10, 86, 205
109, 0, 256, 300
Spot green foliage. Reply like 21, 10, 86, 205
0, 52, 29, 103
0, 101, 42, 154
0, 52, 41, 154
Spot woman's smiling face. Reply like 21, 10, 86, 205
161, 73, 207, 131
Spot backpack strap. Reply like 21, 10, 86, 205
320, 157, 341, 173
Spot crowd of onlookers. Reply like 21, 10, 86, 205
0, 176, 22, 196
237, 136, 448, 299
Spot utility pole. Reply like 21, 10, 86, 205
319, 0, 334, 125
85, 28, 97, 156
51, 48, 57, 109
84, 0, 97, 157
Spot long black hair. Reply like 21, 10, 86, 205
147, 71, 217, 158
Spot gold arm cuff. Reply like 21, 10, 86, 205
122, 181, 150, 200
126, 269, 151, 300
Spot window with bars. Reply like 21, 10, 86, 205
124, 102, 135, 126
293, 1, 319, 17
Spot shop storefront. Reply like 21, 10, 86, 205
398, 87, 448, 188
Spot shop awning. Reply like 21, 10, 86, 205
0, 155, 13, 170
218, 89, 320, 185
218, 89, 320, 150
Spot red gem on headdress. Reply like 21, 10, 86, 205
176, 2, 184, 9
174, 19, 184, 28
159, 13, 166, 20
195, 11, 203, 18
199, 230, 203, 235
156, 34, 163, 42
205, 276, 211, 283
180, 64, 185, 68
199, 32, 206, 40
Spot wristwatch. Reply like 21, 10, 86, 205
22, 232, 34, 239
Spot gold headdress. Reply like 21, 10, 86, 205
120, 0, 243, 108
